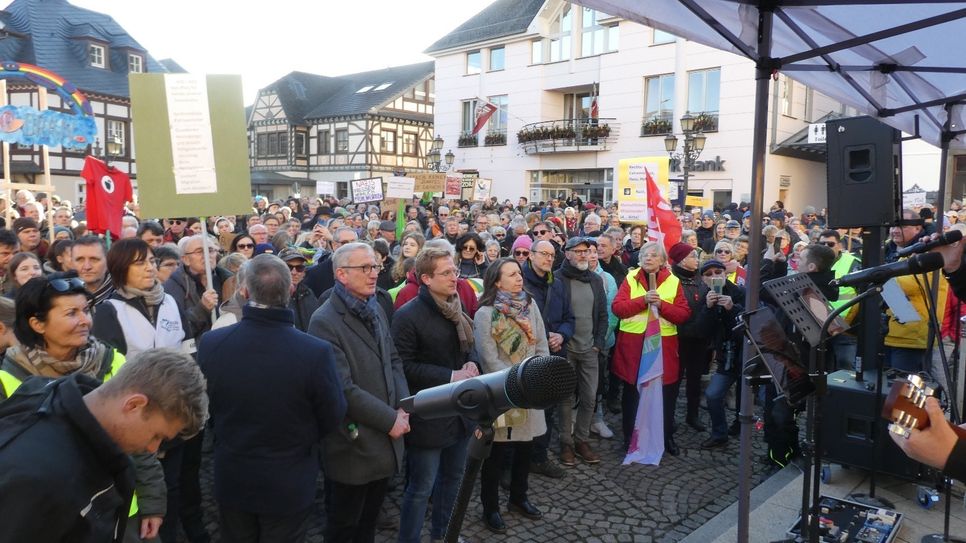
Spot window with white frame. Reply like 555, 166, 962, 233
653, 28, 676, 45
549, 5, 572, 62
644, 74, 675, 122
466, 50, 482, 74
489, 46, 505, 71
402, 132, 417, 156
687, 68, 721, 115
780, 75, 794, 117
335, 129, 348, 153
106, 119, 126, 156
89, 44, 106, 68
531, 40, 543, 64
128, 54, 143, 73
487, 95, 508, 133
461, 100, 478, 134
381, 130, 396, 154
580, 8, 618, 56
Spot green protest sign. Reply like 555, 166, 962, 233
129, 73, 252, 219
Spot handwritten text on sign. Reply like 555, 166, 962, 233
164, 74, 218, 195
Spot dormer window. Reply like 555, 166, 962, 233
128, 53, 144, 73
89, 44, 106, 68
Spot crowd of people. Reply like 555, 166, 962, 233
0, 186, 964, 543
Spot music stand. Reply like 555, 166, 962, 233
762, 273, 843, 542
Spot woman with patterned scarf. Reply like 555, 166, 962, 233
0, 271, 169, 543
473, 258, 550, 534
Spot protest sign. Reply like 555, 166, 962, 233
413, 172, 446, 193
351, 177, 384, 203
616, 157, 669, 224
386, 176, 416, 199
445, 173, 462, 198
472, 178, 493, 202
316, 180, 336, 196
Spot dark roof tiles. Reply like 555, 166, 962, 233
424, 0, 544, 53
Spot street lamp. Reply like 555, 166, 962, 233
426, 135, 455, 172
664, 112, 707, 209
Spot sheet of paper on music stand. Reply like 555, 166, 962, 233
881, 278, 920, 324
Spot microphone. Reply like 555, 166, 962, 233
896, 230, 963, 257
830, 252, 944, 288
399, 355, 577, 422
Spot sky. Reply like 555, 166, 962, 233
72, 0, 495, 104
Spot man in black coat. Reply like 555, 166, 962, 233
199, 255, 346, 542
391, 245, 477, 543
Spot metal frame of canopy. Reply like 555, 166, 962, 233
572, 1, 966, 541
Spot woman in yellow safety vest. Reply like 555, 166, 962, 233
612, 242, 691, 456
0, 273, 166, 542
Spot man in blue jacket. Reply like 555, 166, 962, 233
522, 240, 574, 478
199, 254, 346, 542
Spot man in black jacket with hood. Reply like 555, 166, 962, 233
0, 349, 207, 543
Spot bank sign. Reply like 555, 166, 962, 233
669, 155, 726, 173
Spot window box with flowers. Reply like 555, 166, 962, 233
484, 131, 506, 146
581, 123, 611, 139
640, 117, 672, 136
458, 133, 479, 148
692, 112, 718, 132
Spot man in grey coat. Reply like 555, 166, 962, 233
308, 242, 410, 543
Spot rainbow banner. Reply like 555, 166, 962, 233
623, 304, 665, 465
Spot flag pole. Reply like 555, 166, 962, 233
200, 216, 217, 323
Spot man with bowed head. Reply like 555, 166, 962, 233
0, 348, 208, 543
308, 242, 411, 543
199, 254, 346, 543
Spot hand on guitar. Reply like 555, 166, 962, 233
890, 397, 961, 471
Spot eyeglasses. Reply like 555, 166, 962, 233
715, 249, 732, 254
461, 245, 478, 252
434, 268, 461, 278
47, 277, 86, 293
533, 229, 549, 236
171, 220, 184, 225
569, 249, 590, 256
236, 243, 254, 250
514, 250, 531, 257
288, 264, 306, 272
187, 248, 220, 256
820, 241, 837, 247
341, 264, 383, 274
495, 233, 506, 238
534, 250, 554, 258
134, 258, 159, 268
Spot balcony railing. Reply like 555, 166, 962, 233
516, 118, 618, 154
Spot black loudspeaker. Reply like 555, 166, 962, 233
821, 370, 929, 481
826, 116, 901, 228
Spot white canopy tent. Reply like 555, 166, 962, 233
571, 2, 966, 542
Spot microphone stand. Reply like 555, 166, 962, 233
444, 422, 494, 543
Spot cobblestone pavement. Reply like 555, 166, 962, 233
190, 399, 774, 542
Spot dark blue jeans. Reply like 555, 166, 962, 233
397, 437, 469, 543
884, 346, 927, 374
706, 372, 738, 440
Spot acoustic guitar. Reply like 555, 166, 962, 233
882, 374, 966, 439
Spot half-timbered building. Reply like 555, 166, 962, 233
0, 0, 176, 205
248, 61, 435, 200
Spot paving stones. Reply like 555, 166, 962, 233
193, 396, 774, 542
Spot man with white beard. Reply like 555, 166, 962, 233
553, 237, 608, 467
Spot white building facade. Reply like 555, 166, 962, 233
427, 0, 872, 213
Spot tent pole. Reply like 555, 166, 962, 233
737, 5, 774, 543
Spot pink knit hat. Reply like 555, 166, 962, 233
512, 235, 533, 252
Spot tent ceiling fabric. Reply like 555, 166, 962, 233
574, 0, 966, 149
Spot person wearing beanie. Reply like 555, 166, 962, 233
668, 243, 712, 434
13, 217, 47, 260
511, 235, 533, 266
696, 212, 715, 252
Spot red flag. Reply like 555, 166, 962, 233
81, 156, 132, 236
471, 101, 497, 135
645, 166, 681, 252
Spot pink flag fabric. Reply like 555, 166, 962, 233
623, 303, 665, 465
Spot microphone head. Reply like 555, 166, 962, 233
506, 355, 577, 409
910, 251, 945, 274
946, 230, 964, 243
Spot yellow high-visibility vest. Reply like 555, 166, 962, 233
0, 351, 138, 517
618, 269, 680, 337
